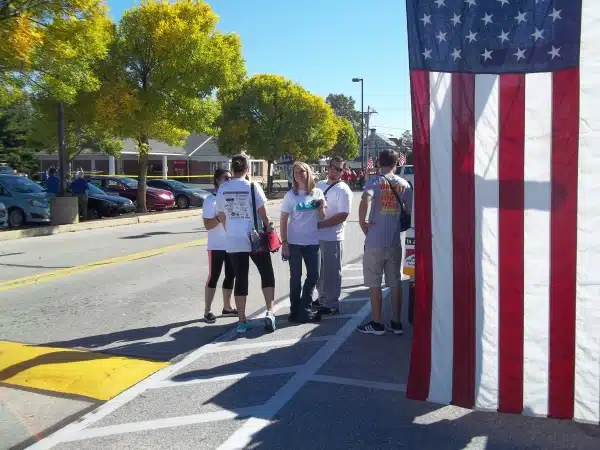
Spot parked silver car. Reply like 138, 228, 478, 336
0, 201, 7, 228
0, 175, 51, 227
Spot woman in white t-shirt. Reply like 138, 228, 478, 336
202, 168, 237, 323
281, 161, 325, 323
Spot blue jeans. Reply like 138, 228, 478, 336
288, 244, 320, 319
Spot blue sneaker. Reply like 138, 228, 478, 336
236, 321, 252, 333
264, 311, 276, 333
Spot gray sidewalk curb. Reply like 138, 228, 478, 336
0, 199, 282, 242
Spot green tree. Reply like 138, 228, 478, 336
101, 0, 245, 212
30, 93, 123, 166
328, 116, 359, 161
218, 74, 339, 194
0, 100, 38, 174
326, 93, 362, 136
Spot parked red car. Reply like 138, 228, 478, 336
87, 176, 175, 211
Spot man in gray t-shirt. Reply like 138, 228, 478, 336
358, 149, 413, 336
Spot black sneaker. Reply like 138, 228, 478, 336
297, 311, 322, 323
386, 321, 404, 335
311, 300, 322, 309
357, 321, 385, 335
317, 306, 339, 317
221, 308, 238, 317
204, 312, 217, 324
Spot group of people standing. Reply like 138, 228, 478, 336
202, 150, 412, 336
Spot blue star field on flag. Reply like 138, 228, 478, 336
406, 0, 581, 73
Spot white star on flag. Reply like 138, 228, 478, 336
514, 48, 526, 61
481, 49, 493, 61
548, 46, 561, 59
464, 0, 476, 7
451, 48, 462, 61
436, 30, 447, 43
481, 13, 493, 25
466, 30, 478, 43
450, 13, 462, 26
549, 8, 562, 22
434, 0, 446, 7
497, 0, 509, 6
531, 28, 544, 41
422, 48, 432, 60
498, 30, 510, 43
420, 14, 431, 26
515, 11, 527, 24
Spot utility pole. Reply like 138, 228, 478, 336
352, 78, 364, 168
364, 106, 378, 164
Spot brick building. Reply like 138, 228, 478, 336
36, 134, 269, 181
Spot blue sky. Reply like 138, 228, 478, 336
106, 0, 412, 137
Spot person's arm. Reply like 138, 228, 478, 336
254, 183, 270, 229
280, 211, 290, 258
359, 192, 372, 235
215, 189, 227, 230
317, 187, 350, 229
203, 216, 220, 230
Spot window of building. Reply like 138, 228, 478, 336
210, 161, 227, 174
251, 161, 262, 177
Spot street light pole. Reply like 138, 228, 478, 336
352, 77, 364, 169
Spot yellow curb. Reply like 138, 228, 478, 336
0, 341, 168, 401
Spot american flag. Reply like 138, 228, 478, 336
366, 156, 374, 169
398, 152, 407, 167
406, 0, 600, 424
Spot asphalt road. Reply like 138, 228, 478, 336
1, 194, 598, 449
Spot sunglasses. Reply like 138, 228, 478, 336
329, 165, 344, 172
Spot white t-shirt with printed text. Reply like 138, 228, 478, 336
216, 178, 267, 253
316, 180, 353, 241
202, 195, 227, 251
281, 188, 324, 246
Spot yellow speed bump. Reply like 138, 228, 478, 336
0, 341, 168, 400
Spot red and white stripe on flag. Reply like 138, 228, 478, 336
406, 5, 600, 424
398, 152, 407, 167
367, 156, 373, 169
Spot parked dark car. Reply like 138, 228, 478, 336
72, 182, 135, 219
87, 176, 175, 211
146, 179, 211, 208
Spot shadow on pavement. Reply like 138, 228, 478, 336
46, 319, 233, 362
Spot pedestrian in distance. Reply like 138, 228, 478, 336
314, 156, 353, 316
358, 149, 413, 335
71, 171, 89, 221
216, 155, 277, 334
202, 168, 237, 323
280, 162, 325, 323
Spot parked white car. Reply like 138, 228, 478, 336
0, 201, 7, 228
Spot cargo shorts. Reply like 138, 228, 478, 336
363, 246, 403, 288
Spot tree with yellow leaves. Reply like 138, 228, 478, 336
99, 0, 245, 212
0, 0, 113, 105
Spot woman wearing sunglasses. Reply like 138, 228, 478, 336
202, 168, 237, 323
281, 161, 326, 323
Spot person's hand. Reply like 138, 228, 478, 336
282, 241, 290, 259
360, 221, 374, 235
318, 199, 327, 210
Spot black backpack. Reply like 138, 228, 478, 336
381, 174, 411, 232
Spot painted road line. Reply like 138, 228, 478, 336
0, 341, 167, 401
61, 408, 259, 442
218, 291, 387, 450
0, 221, 281, 292
310, 375, 407, 393
210, 336, 331, 353
0, 239, 207, 292
151, 366, 303, 389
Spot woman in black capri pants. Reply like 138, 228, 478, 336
202, 168, 237, 323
